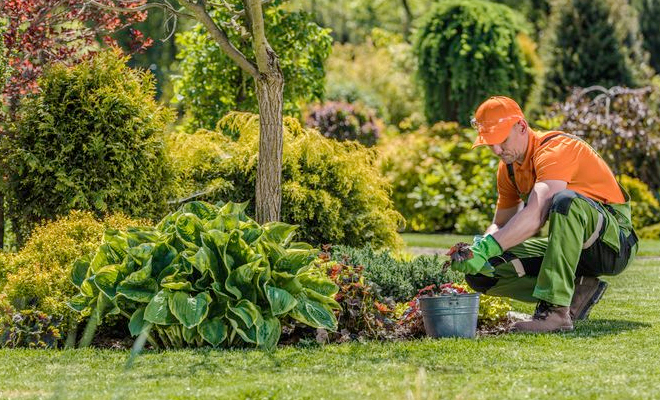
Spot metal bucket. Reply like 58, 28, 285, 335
418, 293, 480, 338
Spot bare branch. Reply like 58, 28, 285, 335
178, 0, 259, 78
86, 0, 194, 18
244, 0, 273, 73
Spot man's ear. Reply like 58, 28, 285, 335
517, 119, 528, 135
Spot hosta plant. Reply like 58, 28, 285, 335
68, 201, 340, 350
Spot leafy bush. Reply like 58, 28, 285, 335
5, 50, 174, 243
69, 201, 340, 350
542, 0, 650, 103
0, 18, 9, 92
0, 211, 149, 321
0, 309, 63, 349
330, 244, 462, 302
638, 222, 660, 239
324, 29, 424, 129
414, 0, 537, 125
174, 7, 332, 131
167, 112, 403, 249
378, 122, 497, 234
305, 101, 381, 146
538, 85, 660, 189
619, 175, 660, 230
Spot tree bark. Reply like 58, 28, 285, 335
401, 0, 413, 42
254, 51, 284, 224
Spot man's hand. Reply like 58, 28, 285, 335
450, 235, 503, 276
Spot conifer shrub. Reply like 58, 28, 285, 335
305, 101, 381, 146
542, 0, 650, 103
414, 0, 537, 125
0, 211, 149, 321
167, 113, 404, 249
5, 50, 174, 243
378, 122, 497, 233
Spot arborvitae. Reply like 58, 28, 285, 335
543, 0, 643, 102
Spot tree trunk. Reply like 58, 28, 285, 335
254, 55, 284, 224
401, 0, 413, 42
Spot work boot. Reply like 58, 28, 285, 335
511, 301, 574, 333
570, 276, 608, 321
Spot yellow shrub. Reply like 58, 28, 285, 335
0, 211, 150, 318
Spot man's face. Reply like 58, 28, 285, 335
489, 122, 524, 164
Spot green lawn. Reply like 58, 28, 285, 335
402, 232, 660, 257
2, 257, 660, 399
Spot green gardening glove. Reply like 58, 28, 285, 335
451, 234, 502, 277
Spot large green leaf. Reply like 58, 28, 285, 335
265, 285, 298, 315
198, 316, 228, 347
80, 277, 98, 297
225, 261, 259, 301
116, 278, 158, 303
89, 244, 113, 273
228, 299, 262, 329
180, 201, 219, 221
128, 243, 156, 266
182, 326, 198, 344
258, 315, 281, 350
202, 230, 230, 281
239, 221, 263, 244
93, 265, 122, 299
144, 290, 178, 325
263, 222, 298, 246
123, 261, 152, 285
304, 288, 341, 310
175, 213, 205, 248
150, 242, 178, 278
67, 294, 93, 312
223, 231, 254, 270
126, 227, 163, 247
71, 256, 91, 288
271, 271, 303, 295
193, 270, 214, 291
298, 273, 339, 297
183, 245, 216, 276
274, 249, 317, 275
103, 229, 129, 259
219, 201, 249, 221
160, 274, 193, 292
289, 294, 338, 331
129, 307, 149, 336
169, 291, 212, 329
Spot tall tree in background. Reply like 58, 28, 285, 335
542, 0, 650, 103
0, 0, 150, 249
90, 0, 312, 224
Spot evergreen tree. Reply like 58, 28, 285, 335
543, 0, 647, 102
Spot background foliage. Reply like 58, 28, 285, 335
414, 0, 538, 125
542, 0, 651, 103
4, 50, 174, 243
174, 7, 332, 131
305, 101, 381, 146
538, 85, 660, 189
167, 113, 404, 249
378, 122, 497, 234
324, 29, 423, 129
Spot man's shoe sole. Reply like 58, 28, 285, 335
574, 281, 609, 321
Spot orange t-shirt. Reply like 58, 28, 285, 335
496, 130, 625, 209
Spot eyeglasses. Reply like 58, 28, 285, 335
470, 116, 521, 133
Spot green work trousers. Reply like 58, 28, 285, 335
465, 190, 638, 306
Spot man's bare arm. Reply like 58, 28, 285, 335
491, 180, 567, 250
485, 203, 523, 235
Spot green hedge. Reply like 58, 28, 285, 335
414, 0, 537, 125
378, 122, 497, 234
619, 175, 660, 230
167, 112, 404, 249
5, 50, 174, 243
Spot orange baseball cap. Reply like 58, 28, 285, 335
471, 96, 524, 148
